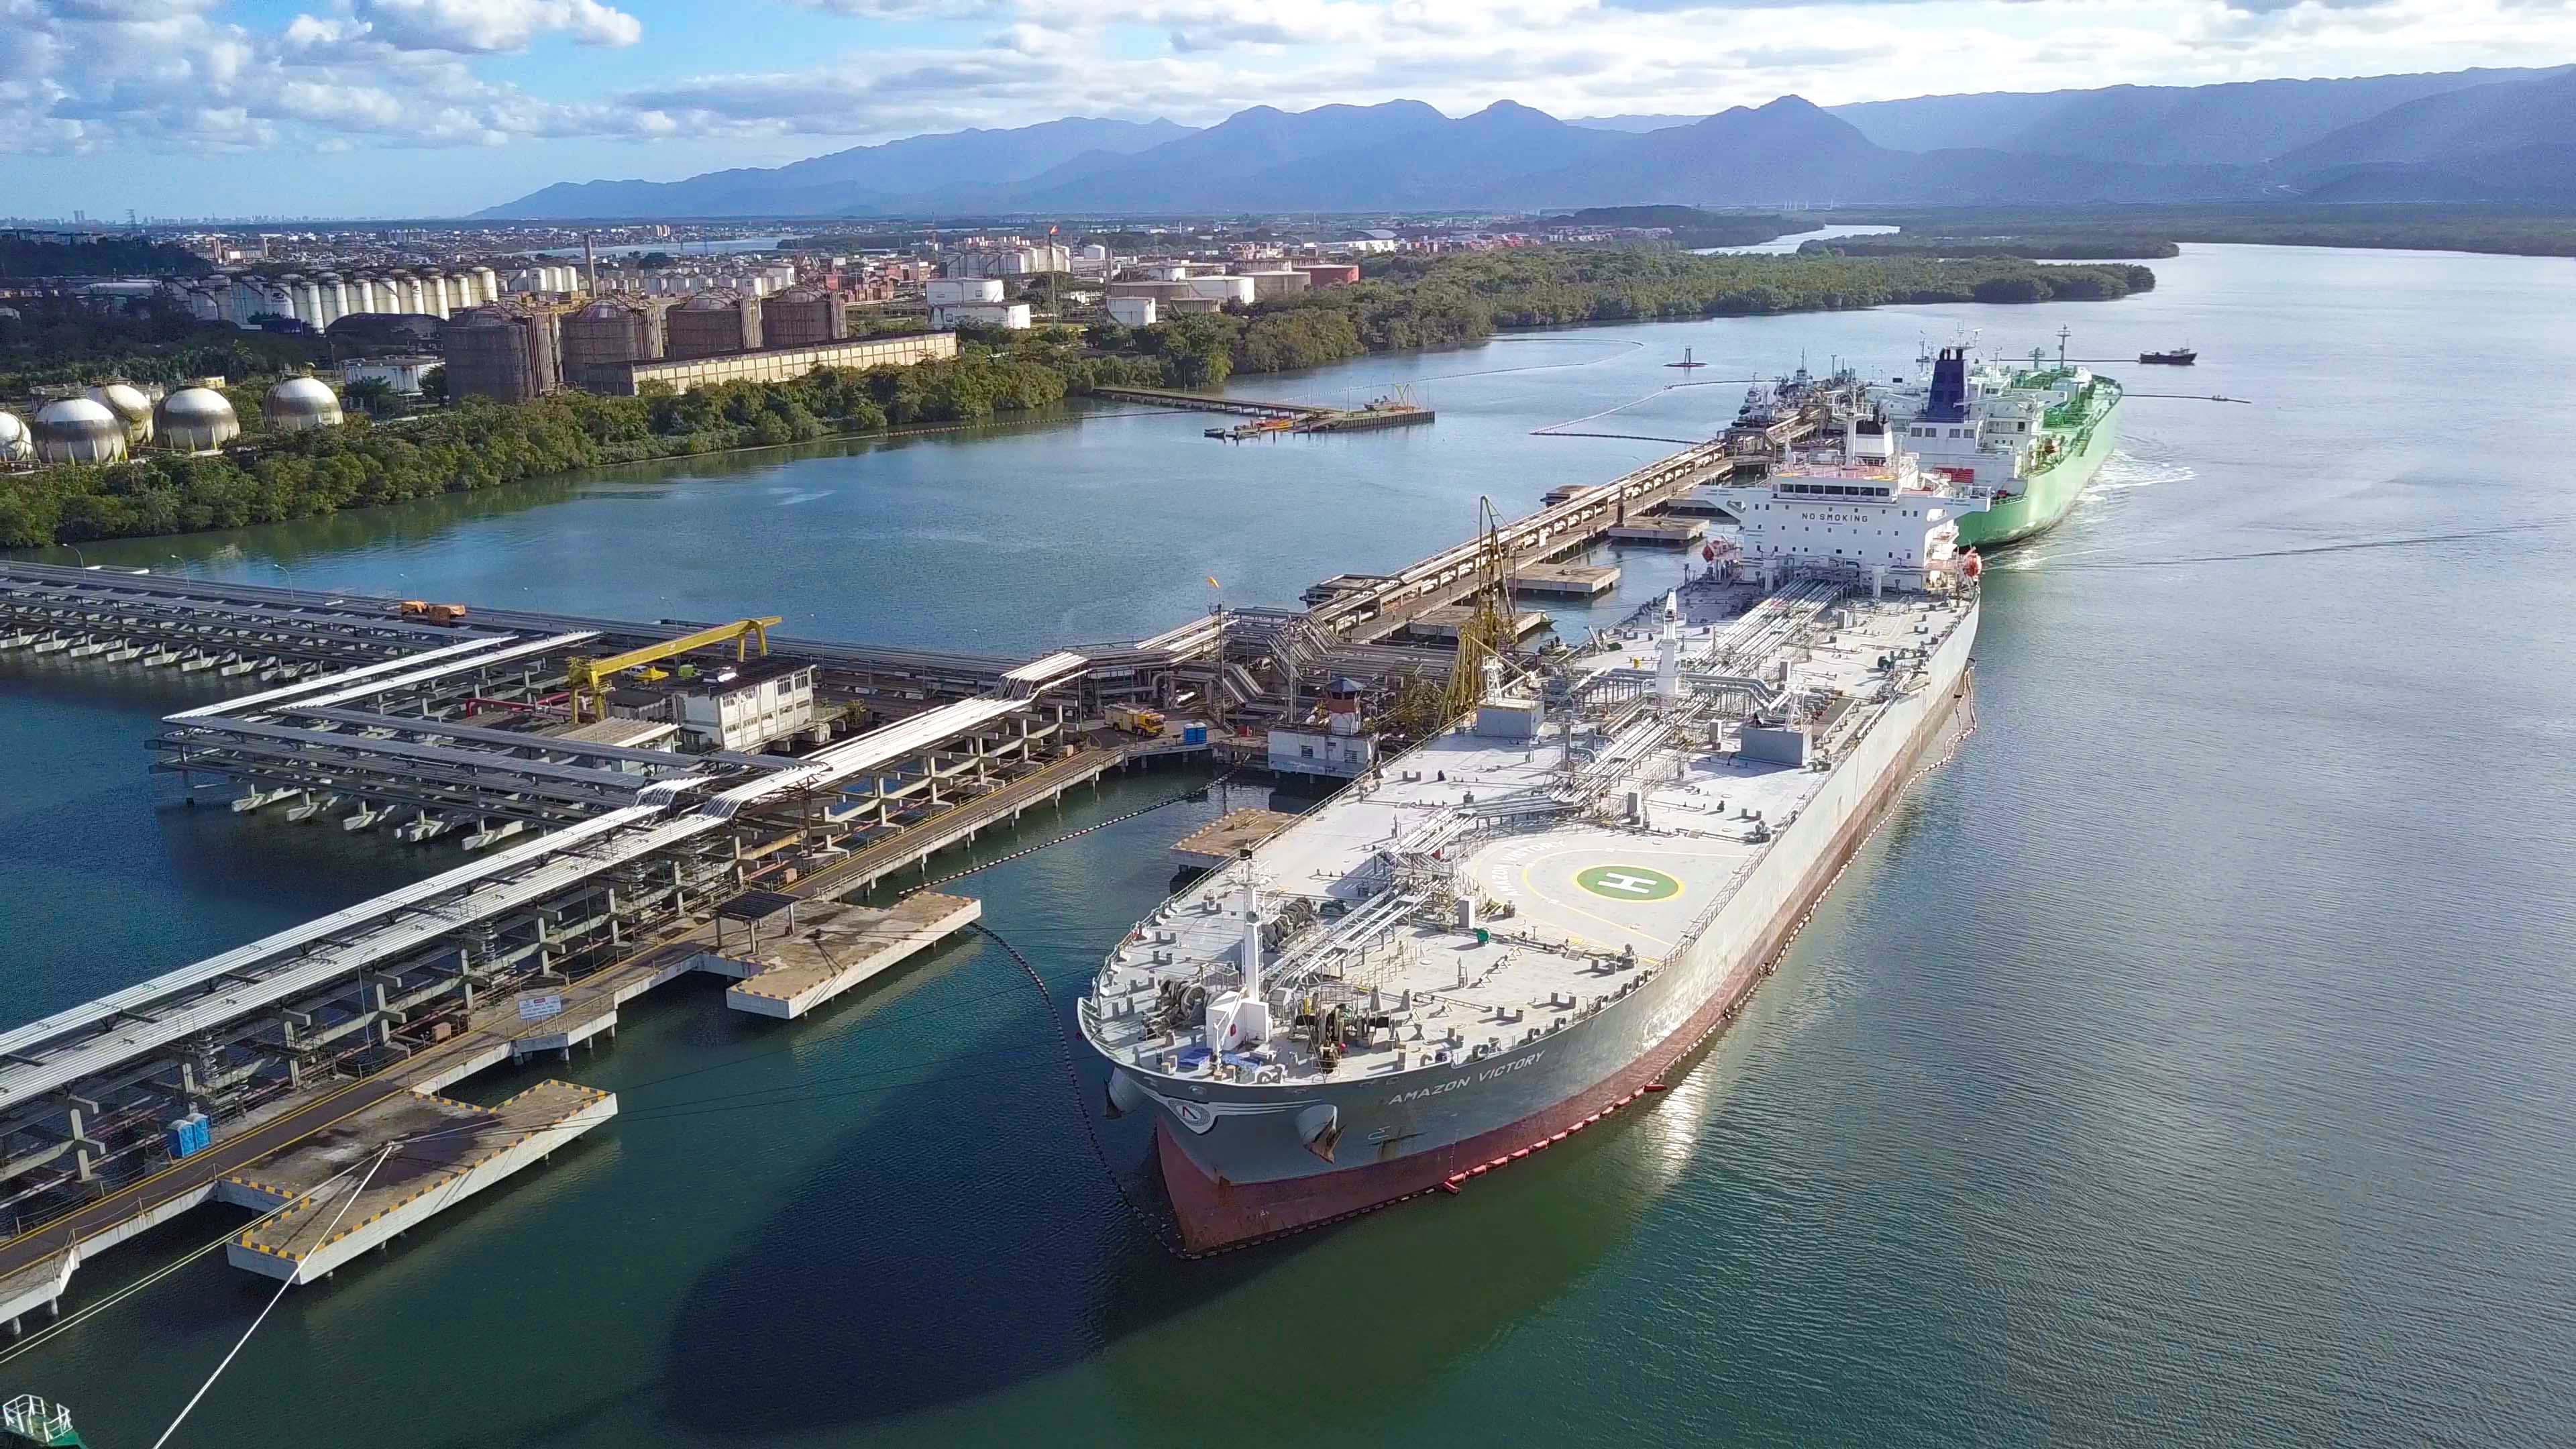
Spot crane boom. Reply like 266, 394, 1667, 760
565, 616, 782, 721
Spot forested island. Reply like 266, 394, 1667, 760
1816, 204, 2576, 260
1802, 235, 2183, 260
0, 249, 2153, 549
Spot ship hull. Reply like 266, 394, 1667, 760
1954, 393, 2121, 549
1132, 604, 1981, 1252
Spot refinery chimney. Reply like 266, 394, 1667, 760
582, 233, 598, 296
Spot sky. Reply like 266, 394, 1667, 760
3, 0, 2571, 219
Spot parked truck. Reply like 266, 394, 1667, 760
1105, 704, 1167, 737
399, 600, 470, 626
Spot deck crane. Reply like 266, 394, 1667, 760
1442, 496, 1514, 720
564, 616, 784, 722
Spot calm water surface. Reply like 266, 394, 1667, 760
6, 244, 2574, 1446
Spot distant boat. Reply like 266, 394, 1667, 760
2139, 347, 2197, 366
1666, 346, 1706, 370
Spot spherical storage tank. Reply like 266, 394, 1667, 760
265, 376, 343, 433
664, 290, 761, 360
84, 382, 155, 446
33, 398, 128, 464
156, 386, 241, 451
0, 411, 30, 464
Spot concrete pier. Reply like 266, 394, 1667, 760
222, 1081, 616, 1283
1607, 517, 1709, 546
1509, 562, 1621, 598
710, 893, 982, 1020
1407, 606, 1552, 641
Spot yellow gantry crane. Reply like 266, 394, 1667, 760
564, 616, 783, 722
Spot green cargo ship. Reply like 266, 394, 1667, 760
1894, 343, 2122, 549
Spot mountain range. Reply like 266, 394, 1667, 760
476, 64, 2576, 219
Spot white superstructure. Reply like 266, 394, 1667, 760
1709, 430, 1990, 594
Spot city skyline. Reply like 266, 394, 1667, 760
5, 0, 2572, 219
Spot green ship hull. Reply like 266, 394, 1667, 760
1954, 380, 2121, 549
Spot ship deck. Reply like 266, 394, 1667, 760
1086, 582, 1971, 1087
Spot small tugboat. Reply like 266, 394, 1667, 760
2139, 346, 2197, 366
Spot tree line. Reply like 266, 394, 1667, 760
0, 356, 1069, 547
0, 297, 331, 396
0, 237, 213, 280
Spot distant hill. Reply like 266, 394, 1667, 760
1830, 68, 2572, 166
474, 117, 1194, 219
2278, 70, 2576, 170
1515, 97, 2251, 208
1565, 114, 1705, 133
474, 66, 2576, 218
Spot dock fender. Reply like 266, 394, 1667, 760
1297, 1103, 1342, 1163
1106, 1069, 1150, 1120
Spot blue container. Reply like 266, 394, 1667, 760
1183, 725, 1208, 745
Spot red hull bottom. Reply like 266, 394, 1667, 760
1159, 668, 1974, 1255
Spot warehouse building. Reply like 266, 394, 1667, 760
590, 331, 959, 396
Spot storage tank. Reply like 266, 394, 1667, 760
0, 411, 31, 464
760, 286, 845, 349
264, 376, 343, 433
559, 299, 657, 390
665, 291, 761, 360
33, 398, 127, 464
84, 383, 156, 446
441, 306, 550, 403
156, 386, 241, 451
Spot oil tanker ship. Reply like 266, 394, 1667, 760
1080, 447, 1991, 1251
1884, 335, 2121, 548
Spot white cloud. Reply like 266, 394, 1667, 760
0, 0, 658, 157
351, 0, 644, 53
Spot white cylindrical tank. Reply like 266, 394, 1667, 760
264, 376, 343, 433
84, 383, 155, 447
34, 398, 129, 464
156, 387, 241, 451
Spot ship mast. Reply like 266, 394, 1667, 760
1237, 847, 1263, 1002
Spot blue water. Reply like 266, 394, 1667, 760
6, 243, 2576, 1446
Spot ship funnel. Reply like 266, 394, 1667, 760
1925, 345, 1970, 423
